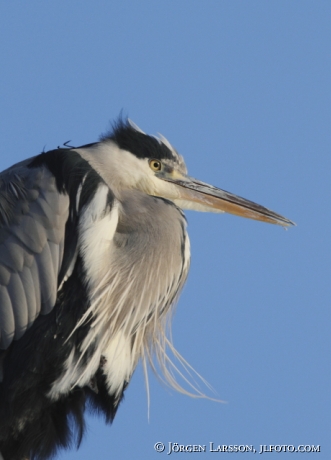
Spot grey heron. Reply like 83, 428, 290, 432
0, 119, 294, 459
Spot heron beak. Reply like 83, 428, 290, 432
159, 171, 295, 227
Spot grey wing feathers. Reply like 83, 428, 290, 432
0, 163, 69, 349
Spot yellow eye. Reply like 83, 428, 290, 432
149, 159, 162, 171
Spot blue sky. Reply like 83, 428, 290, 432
0, 1, 330, 459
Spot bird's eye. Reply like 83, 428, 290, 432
149, 159, 162, 171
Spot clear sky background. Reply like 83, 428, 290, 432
0, 1, 330, 459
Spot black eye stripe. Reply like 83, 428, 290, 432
101, 118, 178, 162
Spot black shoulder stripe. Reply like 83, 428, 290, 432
28, 149, 97, 195
28, 149, 108, 288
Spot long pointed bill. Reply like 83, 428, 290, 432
161, 174, 295, 227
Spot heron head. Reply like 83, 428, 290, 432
79, 119, 294, 228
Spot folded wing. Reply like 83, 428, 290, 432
0, 162, 69, 348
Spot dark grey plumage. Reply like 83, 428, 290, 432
0, 164, 68, 348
